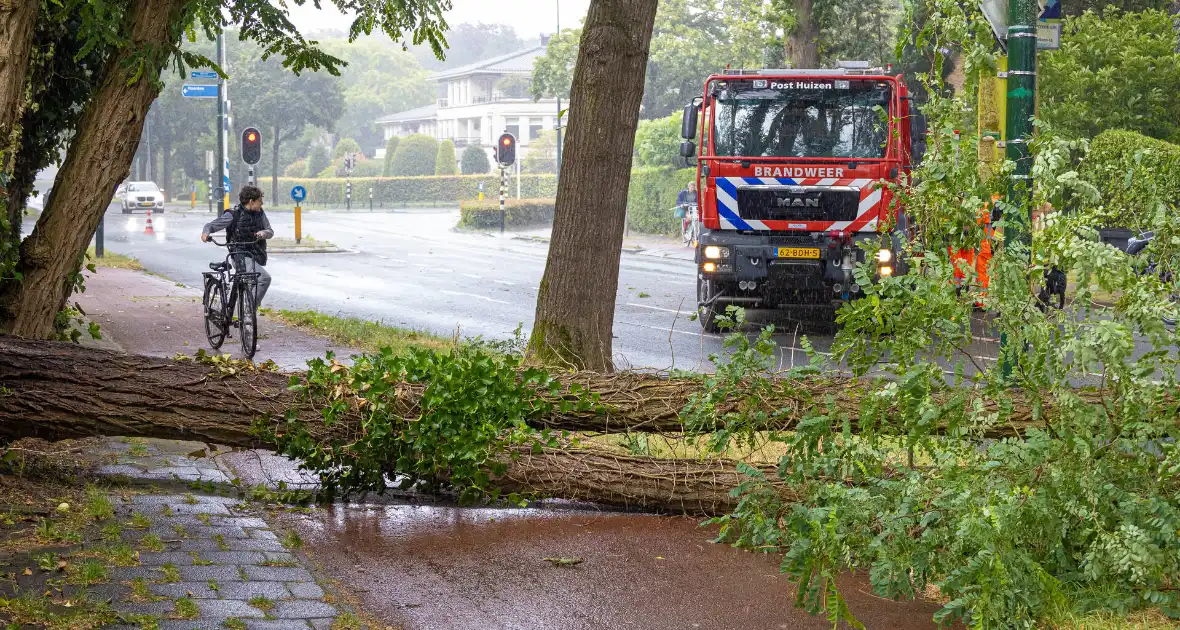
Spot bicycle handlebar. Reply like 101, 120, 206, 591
207, 237, 259, 247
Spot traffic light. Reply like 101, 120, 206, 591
241, 127, 261, 165
496, 133, 516, 167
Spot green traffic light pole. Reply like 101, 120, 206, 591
999, 0, 1039, 379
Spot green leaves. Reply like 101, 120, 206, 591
270, 343, 580, 505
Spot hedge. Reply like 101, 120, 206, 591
276, 174, 558, 206
1080, 129, 1180, 229
274, 167, 696, 237
626, 167, 697, 236
457, 198, 555, 230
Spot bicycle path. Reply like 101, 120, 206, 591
75, 267, 353, 370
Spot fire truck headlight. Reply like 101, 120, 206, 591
876, 248, 893, 263
703, 262, 716, 272
879, 265, 894, 277
704, 246, 729, 259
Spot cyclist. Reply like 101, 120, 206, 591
200, 185, 273, 306
676, 181, 697, 239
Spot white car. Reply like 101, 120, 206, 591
120, 181, 165, 214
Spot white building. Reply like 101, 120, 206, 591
375, 42, 563, 167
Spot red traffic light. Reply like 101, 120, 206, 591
496, 132, 516, 167
241, 127, 261, 165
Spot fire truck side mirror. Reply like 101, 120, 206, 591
679, 141, 696, 159
681, 104, 698, 140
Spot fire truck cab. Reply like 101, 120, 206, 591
680, 61, 925, 332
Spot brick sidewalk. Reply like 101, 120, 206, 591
0, 437, 348, 629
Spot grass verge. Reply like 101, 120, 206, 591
259, 308, 455, 355
85, 247, 143, 271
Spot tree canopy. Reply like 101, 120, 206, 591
1039, 8, 1180, 144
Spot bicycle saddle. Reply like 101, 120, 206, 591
209, 261, 230, 272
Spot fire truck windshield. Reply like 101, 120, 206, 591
711, 79, 891, 159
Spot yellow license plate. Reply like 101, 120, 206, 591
777, 247, 820, 259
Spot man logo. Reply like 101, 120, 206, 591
775, 196, 820, 208
753, 79, 768, 89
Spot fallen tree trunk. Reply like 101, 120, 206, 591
0, 336, 797, 514
0, 336, 1061, 444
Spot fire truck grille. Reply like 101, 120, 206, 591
736, 188, 859, 222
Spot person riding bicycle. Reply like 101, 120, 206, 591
200, 185, 273, 306
676, 181, 697, 237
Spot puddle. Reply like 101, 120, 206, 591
274, 503, 950, 630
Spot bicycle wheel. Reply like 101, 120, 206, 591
238, 280, 258, 360
202, 279, 227, 349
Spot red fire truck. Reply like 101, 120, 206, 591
679, 61, 925, 332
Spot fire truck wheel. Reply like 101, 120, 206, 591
697, 277, 721, 334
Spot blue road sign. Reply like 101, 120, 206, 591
181, 84, 218, 98
291, 186, 307, 202
190, 70, 218, 79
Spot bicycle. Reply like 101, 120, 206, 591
202, 237, 261, 359
674, 203, 699, 247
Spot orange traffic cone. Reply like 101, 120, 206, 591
143, 209, 155, 236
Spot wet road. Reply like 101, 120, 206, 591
88, 204, 1005, 371
271, 503, 950, 630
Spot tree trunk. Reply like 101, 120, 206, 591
0, 336, 791, 515
785, 0, 820, 69
0, 0, 36, 178
0, 0, 187, 337
0, 336, 1117, 448
526, 0, 659, 373
271, 124, 281, 204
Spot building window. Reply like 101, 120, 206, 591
529, 119, 543, 141
506, 124, 520, 142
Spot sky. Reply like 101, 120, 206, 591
284, 0, 592, 41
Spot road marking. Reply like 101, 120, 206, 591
626, 302, 684, 314
461, 273, 482, 279
439, 290, 511, 305
493, 279, 515, 286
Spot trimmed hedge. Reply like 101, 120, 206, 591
277, 174, 558, 206
457, 198, 555, 230
1080, 129, 1180, 229
274, 167, 696, 237
626, 167, 697, 236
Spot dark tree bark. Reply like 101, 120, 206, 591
526, 0, 659, 373
0, 0, 37, 180
785, 0, 820, 69
0, 0, 188, 337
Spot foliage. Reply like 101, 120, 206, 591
460, 145, 490, 175
333, 138, 363, 159
626, 167, 698, 235
434, 140, 457, 176
306, 145, 331, 178
457, 199, 556, 230
700, 5, 1180, 627
633, 112, 686, 168
1079, 130, 1180, 230
1039, 9, 1180, 144
276, 174, 557, 206
495, 76, 531, 99
411, 22, 524, 71
389, 134, 439, 177
523, 131, 558, 174
284, 159, 308, 177
321, 39, 433, 154
269, 344, 589, 502
262, 308, 453, 355
530, 28, 579, 101
382, 136, 400, 176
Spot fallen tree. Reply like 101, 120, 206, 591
0, 336, 1068, 443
